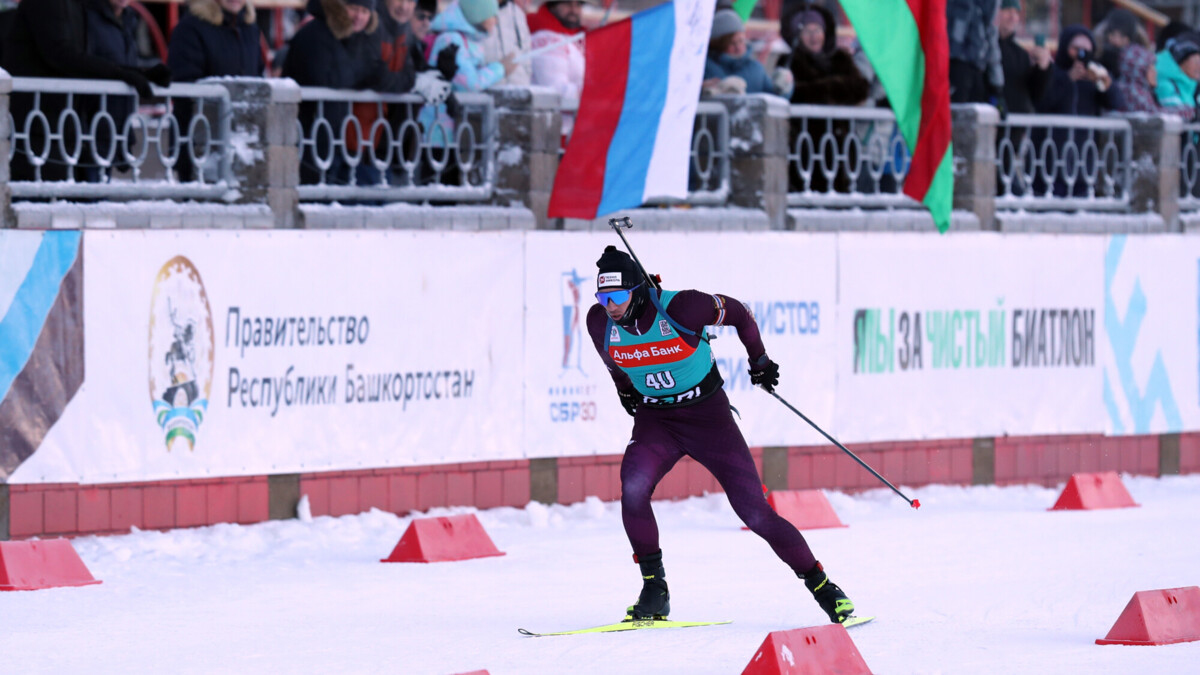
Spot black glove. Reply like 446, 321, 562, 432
617, 388, 639, 417
119, 68, 154, 98
445, 91, 463, 120
985, 81, 1007, 120
436, 43, 459, 82
749, 356, 780, 392
143, 63, 172, 88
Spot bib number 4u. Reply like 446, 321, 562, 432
645, 370, 676, 390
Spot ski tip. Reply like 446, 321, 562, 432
911, 499, 921, 510
842, 615, 875, 629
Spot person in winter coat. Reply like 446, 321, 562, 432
1155, 35, 1200, 113
947, 0, 1004, 107
1035, 25, 1123, 198
529, 0, 586, 137
996, 0, 1050, 115
1037, 24, 1121, 117
787, 5, 867, 106
482, 0, 531, 86
430, 0, 517, 92
85, 0, 160, 181
168, 0, 263, 82
284, 0, 416, 186
2, 0, 170, 181
1115, 35, 1185, 118
786, 4, 868, 196
167, 0, 263, 181
413, 0, 438, 58
1094, 8, 1147, 84
0, 0, 17, 65
380, 0, 423, 72
703, 8, 789, 97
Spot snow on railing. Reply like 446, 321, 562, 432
996, 113, 1131, 211
7, 78, 235, 200
293, 89, 495, 203
786, 104, 919, 210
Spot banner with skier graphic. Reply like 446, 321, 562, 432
522, 231, 839, 457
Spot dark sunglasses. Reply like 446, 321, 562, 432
414, 11, 433, 21
595, 283, 641, 306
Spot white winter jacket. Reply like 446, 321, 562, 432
482, 1, 532, 86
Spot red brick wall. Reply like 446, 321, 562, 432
7, 477, 269, 539
5, 432, 1198, 540
297, 461, 532, 518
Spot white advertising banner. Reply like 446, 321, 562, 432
523, 231, 838, 457
1102, 234, 1200, 435
834, 233, 1106, 443
14, 231, 525, 484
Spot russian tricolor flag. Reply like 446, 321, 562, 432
547, 0, 714, 219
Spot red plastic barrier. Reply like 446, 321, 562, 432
1096, 587, 1200, 646
381, 514, 505, 563
449, 671, 490, 675
769, 490, 848, 530
0, 540, 102, 591
1050, 471, 1139, 510
742, 624, 872, 675
744, 489, 847, 532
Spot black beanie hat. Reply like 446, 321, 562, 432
1169, 35, 1200, 64
596, 245, 649, 326
596, 245, 642, 290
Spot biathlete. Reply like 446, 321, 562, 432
585, 245, 855, 624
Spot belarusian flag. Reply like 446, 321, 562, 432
840, 0, 953, 232
732, 0, 757, 22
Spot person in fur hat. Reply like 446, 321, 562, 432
167, 0, 264, 181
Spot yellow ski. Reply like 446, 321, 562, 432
518, 619, 731, 637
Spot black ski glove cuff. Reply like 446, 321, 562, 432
617, 388, 639, 417
749, 355, 779, 392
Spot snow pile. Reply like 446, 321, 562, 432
2, 475, 1198, 674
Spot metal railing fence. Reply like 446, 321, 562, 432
996, 113, 1132, 211
8, 78, 234, 200
294, 89, 495, 203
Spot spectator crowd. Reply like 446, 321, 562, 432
3, 0, 1200, 187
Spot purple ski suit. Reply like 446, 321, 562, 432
587, 289, 818, 575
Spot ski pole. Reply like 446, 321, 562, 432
763, 389, 921, 509
608, 216, 662, 291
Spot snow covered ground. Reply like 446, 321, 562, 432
3, 475, 1199, 674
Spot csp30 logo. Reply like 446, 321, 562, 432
148, 256, 214, 451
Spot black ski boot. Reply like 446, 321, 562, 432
802, 561, 855, 624
625, 550, 670, 621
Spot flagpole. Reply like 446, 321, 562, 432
601, 0, 617, 25
513, 32, 587, 64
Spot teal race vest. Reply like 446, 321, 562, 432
604, 290, 723, 407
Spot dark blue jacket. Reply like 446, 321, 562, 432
85, 0, 140, 166
167, 0, 262, 82
85, 0, 137, 68
1037, 24, 1124, 116
704, 52, 776, 95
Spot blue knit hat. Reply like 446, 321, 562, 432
460, 0, 498, 25
711, 9, 743, 40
